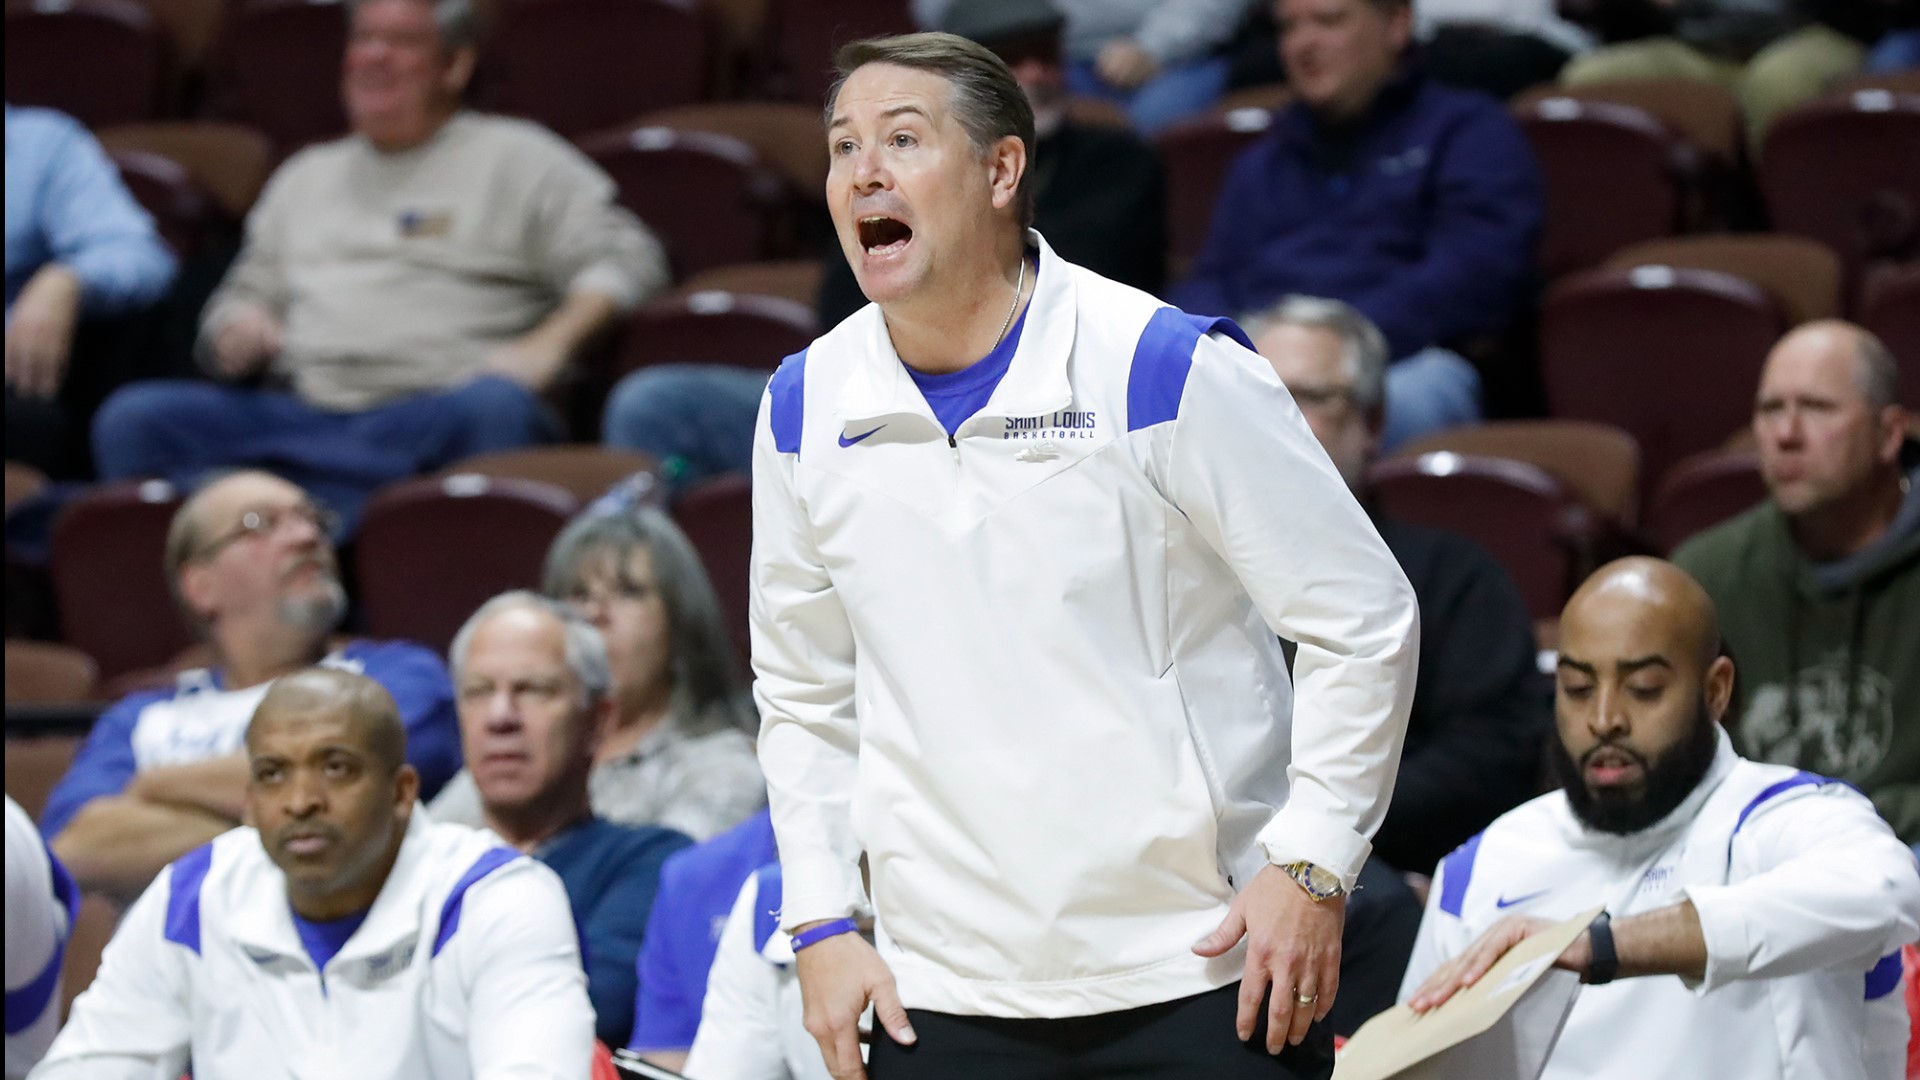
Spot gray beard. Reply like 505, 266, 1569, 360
278, 578, 348, 635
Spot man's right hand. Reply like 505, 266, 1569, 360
210, 305, 284, 378
793, 925, 915, 1080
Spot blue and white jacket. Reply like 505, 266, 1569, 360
1401, 731, 1920, 1080
30, 811, 591, 1080
751, 231, 1419, 1018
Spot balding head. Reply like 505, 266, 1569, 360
245, 668, 418, 918
1753, 321, 1909, 529
1551, 558, 1734, 835
166, 470, 345, 644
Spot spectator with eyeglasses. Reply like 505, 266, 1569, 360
41, 469, 461, 905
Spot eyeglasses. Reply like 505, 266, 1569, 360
193, 502, 340, 562
1287, 383, 1363, 413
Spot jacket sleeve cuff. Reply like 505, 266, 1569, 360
1256, 808, 1373, 894
776, 865, 869, 931
1679, 883, 1749, 993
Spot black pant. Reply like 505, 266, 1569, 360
867, 983, 1335, 1079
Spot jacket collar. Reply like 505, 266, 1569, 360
1555, 727, 1739, 856
225, 807, 441, 964
834, 229, 1078, 431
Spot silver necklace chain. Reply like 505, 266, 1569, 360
994, 255, 1026, 348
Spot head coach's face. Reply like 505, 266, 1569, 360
246, 668, 418, 919
825, 34, 1034, 307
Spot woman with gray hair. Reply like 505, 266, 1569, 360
429, 508, 764, 841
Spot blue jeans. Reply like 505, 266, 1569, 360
1380, 348, 1484, 452
602, 364, 770, 487
1065, 56, 1230, 138
92, 376, 557, 528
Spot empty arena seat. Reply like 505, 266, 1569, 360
580, 126, 793, 280
4, 640, 99, 705
204, 0, 349, 153
488, 0, 711, 139
613, 290, 816, 379
1514, 96, 1703, 278
1760, 90, 1920, 298
439, 445, 659, 506
1603, 233, 1842, 327
49, 479, 192, 680
1860, 267, 1920, 408
1368, 453, 1599, 620
1540, 265, 1787, 486
1513, 78, 1742, 170
1644, 448, 1766, 554
97, 121, 275, 220
670, 472, 751, 661
109, 148, 218, 257
355, 475, 578, 654
1392, 419, 1642, 529
756, 0, 913, 105
635, 101, 829, 202
1156, 107, 1276, 273
5, 0, 167, 127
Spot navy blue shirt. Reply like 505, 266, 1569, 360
628, 808, 776, 1052
291, 907, 369, 975
1171, 67, 1542, 360
906, 289, 1032, 437
537, 817, 692, 1048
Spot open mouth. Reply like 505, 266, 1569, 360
1583, 746, 1645, 786
857, 215, 913, 256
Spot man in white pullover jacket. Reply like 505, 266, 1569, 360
752, 32, 1418, 1080
1402, 558, 1920, 1080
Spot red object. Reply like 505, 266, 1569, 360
1644, 449, 1766, 554
49, 479, 194, 680
1514, 98, 1700, 279
1760, 91, 1920, 300
580, 126, 793, 281
1861, 268, 1920, 408
488, 0, 711, 138
1905, 943, 1919, 1080
757, 0, 913, 105
593, 1040, 618, 1080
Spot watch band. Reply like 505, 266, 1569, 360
1586, 911, 1619, 985
1280, 860, 1344, 902
790, 917, 860, 952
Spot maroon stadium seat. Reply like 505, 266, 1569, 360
1644, 449, 1766, 554
757, 0, 913, 105
97, 121, 276, 221
49, 479, 192, 680
4, 0, 167, 128
109, 148, 218, 257
1514, 96, 1703, 279
613, 291, 816, 379
1368, 452, 1599, 620
1540, 265, 1787, 486
4, 734, 85, 823
355, 475, 578, 654
671, 472, 751, 662
580, 126, 792, 280
1860, 268, 1920, 408
1392, 419, 1642, 529
1603, 234, 1842, 327
488, 0, 711, 139
1156, 107, 1276, 274
204, 0, 349, 154
439, 445, 660, 506
1759, 90, 1920, 299
4, 640, 99, 705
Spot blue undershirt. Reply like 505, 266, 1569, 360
904, 265, 1033, 437
291, 907, 369, 975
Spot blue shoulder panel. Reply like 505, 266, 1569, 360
1126, 309, 1256, 432
1437, 831, 1484, 917
1725, 772, 1832, 865
750, 862, 783, 956
432, 846, 522, 958
1865, 950, 1902, 1001
767, 349, 809, 455
3, 843, 82, 1035
163, 843, 215, 955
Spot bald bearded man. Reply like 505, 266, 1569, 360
33, 669, 593, 1080
1398, 558, 1920, 1080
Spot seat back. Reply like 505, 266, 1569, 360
1644, 449, 1766, 554
4, 640, 99, 705
1514, 97, 1700, 278
1760, 91, 1920, 297
675, 259, 825, 306
1156, 107, 1277, 273
1860, 267, 1920, 408
613, 290, 815, 379
355, 475, 578, 654
1513, 78, 1742, 166
205, 0, 349, 153
49, 480, 192, 680
1393, 419, 1642, 528
97, 120, 275, 220
3, 734, 85, 823
488, 0, 710, 138
1603, 233, 1841, 326
635, 101, 827, 198
4, 0, 167, 127
756, 0, 913, 105
109, 148, 218, 257
439, 445, 658, 505
580, 126, 791, 280
671, 472, 751, 662
1540, 266, 1786, 484
1368, 453, 1596, 620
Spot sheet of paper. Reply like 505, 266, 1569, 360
1334, 906, 1600, 1080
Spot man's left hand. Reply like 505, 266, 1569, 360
1192, 863, 1344, 1053
5, 265, 82, 400
1096, 41, 1160, 91
1406, 915, 1590, 1013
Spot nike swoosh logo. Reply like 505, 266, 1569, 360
1495, 889, 1549, 909
838, 425, 885, 447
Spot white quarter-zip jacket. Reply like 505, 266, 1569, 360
751, 232, 1420, 1018
30, 809, 593, 1080
6, 797, 74, 1080
1399, 732, 1920, 1080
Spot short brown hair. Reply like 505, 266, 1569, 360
826, 32, 1038, 230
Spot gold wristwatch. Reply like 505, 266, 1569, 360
1280, 860, 1345, 901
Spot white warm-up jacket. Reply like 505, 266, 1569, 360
30, 810, 593, 1080
750, 232, 1420, 1018
1400, 732, 1920, 1080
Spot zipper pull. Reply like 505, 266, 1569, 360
948, 434, 959, 462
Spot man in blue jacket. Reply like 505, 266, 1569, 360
1172, 0, 1543, 449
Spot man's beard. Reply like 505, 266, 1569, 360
277, 576, 348, 635
1549, 701, 1720, 836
